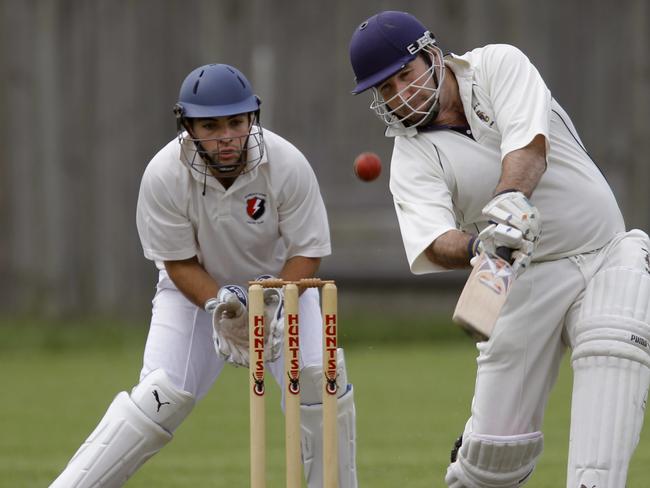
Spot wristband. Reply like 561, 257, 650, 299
467, 236, 480, 260
494, 188, 520, 196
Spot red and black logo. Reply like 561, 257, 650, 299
246, 196, 266, 220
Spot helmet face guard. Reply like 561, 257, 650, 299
176, 112, 265, 178
349, 11, 445, 129
369, 44, 445, 129
174, 64, 264, 178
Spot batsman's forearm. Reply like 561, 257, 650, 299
164, 257, 219, 309
495, 134, 547, 198
425, 230, 474, 269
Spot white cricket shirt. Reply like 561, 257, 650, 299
136, 128, 331, 287
388, 44, 625, 273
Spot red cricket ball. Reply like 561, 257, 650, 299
353, 152, 382, 182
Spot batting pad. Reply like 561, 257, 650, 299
301, 385, 357, 488
568, 267, 650, 488
569, 355, 650, 488
49, 392, 171, 488
572, 266, 650, 366
444, 431, 543, 488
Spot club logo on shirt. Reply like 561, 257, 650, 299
472, 100, 495, 127
245, 193, 267, 223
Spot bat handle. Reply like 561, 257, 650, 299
495, 246, 513, 263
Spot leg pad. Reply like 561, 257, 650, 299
49, 369, 195, 487
49, 392, 171, 488
301, 385, 357, 488
445, 431, 543, 488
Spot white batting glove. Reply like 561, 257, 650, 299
479, 190, 541, 276
510, 245, 535, 276
474, 224, 534, 276
477, 223, 523, 255
481, 190, 541, 244
255, 275, 284, 363
212, 285, 250, 367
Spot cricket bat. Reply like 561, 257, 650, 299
452, 250, 515, 341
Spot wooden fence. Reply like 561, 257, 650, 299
1, 0, 648, 316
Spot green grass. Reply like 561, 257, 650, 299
1, 317, 649, 487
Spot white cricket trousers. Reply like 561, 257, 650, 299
140, 270, 323, 400
470, 230, 649, 433
464, 229, 650, 487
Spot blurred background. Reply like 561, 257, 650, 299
1, 0, 649, 320
2, 2, 650, 486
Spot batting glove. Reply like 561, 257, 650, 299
481, 190, 541, 244
471, 224, 534, 277
479, 190, 541, 276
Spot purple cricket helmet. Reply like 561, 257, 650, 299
349, 11, 436, 94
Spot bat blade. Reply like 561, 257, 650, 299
452, 252, 515, 341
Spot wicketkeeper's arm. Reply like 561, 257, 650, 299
164, 256, 219, 309
279, 256, 321, 293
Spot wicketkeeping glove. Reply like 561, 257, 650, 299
211, 285, 250, 367
255, 275, 284, 363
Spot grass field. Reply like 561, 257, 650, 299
1, 313, 649, 487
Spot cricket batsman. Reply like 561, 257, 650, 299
348, 10, 649, 488
49, 63, 357, 487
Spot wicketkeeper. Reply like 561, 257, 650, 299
349, 10, 650, 488
49, 63, 357, 487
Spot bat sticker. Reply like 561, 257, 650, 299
475, 254, 514, 295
